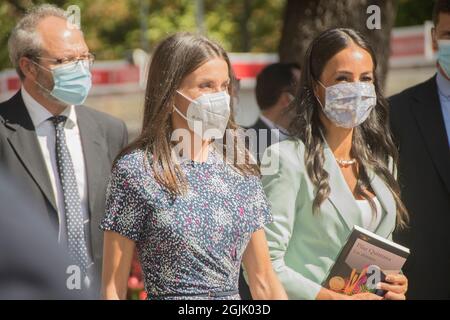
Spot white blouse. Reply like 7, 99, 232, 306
356, 197, 383, 232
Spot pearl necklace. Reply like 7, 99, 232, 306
336, 158, 357, 167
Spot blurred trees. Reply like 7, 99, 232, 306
279, 0, 397, 86
396, 0, 435, 27
0, 0, 283, 70
0, 0, 438, 72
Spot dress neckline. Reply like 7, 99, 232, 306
173, 143, 224, 166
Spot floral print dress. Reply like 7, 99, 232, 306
99, 147, 272, 300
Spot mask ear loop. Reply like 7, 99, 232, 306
313, 79, 327, 110
173, 90, 192, 120
173, 104, 189, 120
312, 80, 329, 143
29, 58, 53, 73
176, 90, 196, 103
28, 59, 58, 98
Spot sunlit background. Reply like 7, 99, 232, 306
0, 0, 442, 300
0, 0, 437, 132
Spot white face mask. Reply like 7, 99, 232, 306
316, 81, 377, 128
174, 90, 231, 140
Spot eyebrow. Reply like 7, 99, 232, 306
60, 49, 89, 58
334, 70, 373, 76
198, 78, 230, 84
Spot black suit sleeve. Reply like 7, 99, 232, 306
0, 169, 89, 299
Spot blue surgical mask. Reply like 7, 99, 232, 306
438, 40, 450, 78
31, 59, 92, 105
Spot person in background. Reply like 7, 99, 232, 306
100, 32, 287, 300
247, 63, 300, 163
0, 168, 87, 299
0, 4, 128, 296
239, 63, 299, 299
262, 28, 409, 300
389, 0, 450, 300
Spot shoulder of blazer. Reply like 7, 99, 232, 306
0, 91, 34, 131
248, 118, 270, 131
389, 75, 437, 112
76, 104, 125, 130
265, 138, 306, 173
0, 91, 22, 119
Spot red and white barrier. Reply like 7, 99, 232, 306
390, 21, 435, 68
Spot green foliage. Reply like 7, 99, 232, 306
0, 2, 17, 71
395, 0, 435, 27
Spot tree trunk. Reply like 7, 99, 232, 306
278, 0, 398, 87
239, 0, 252, 52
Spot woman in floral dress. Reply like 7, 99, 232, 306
100, 32, 287, 300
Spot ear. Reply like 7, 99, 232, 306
312, 80, 322, 99
19, 57, 38, 81
432, 27, 439, 52
312, 80, 326, 108
312, 81, 319, 97
173, 90, 185, 112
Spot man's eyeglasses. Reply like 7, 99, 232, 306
34, 53, 96, 68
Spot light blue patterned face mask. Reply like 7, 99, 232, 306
316, 81, 377, 128
438, 40, 450, 79
31, 59, 92, 105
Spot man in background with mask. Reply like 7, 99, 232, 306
0, 4, 128, 297
389, 0, 450, 300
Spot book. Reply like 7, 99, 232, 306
322, 225, 410, 296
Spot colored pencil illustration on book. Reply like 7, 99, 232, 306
329, 265, 379, 295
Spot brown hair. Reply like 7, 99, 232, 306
433, 0, 450, 26
255, 62, 300, 110
289, 28, 408, 229
115, 32, 259, 195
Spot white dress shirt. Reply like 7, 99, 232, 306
259, 114, 290, 142
435, 71, 450, 146
21, 87, 89, 244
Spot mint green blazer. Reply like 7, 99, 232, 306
261, 139, 397, 300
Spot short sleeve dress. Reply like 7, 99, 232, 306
99, 147, 272, 300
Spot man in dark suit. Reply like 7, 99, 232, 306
0, 4, 127, 296
246, 63, 300, 163
389, 0, 450, 300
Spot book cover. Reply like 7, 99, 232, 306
322, 225, 410, 296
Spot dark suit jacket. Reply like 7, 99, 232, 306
247, 117, 273, 164
239, 117, 275, 300
0, 168, 88, 299
0, 91, 128, 292
389, 75, 450, 300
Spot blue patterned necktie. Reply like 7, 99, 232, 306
50, 115, 90, 279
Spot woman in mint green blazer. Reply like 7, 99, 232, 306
261, 28, 409, 300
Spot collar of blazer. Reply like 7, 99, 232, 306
410, 75, 450, 194
321, 140, 397, 238
1, 90, 106, 216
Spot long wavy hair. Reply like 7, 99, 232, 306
289, 28, 408, 229
114, 32, 259, 196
